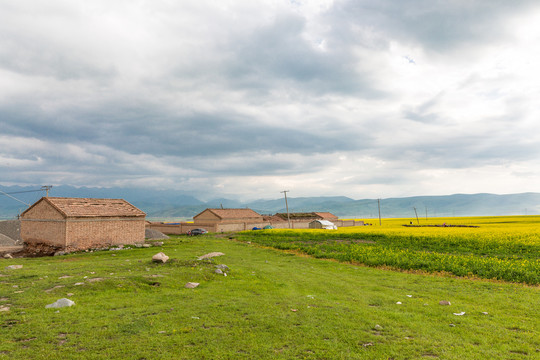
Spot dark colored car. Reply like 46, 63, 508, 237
187, 228, 208, 236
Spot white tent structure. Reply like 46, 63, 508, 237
309, 220, 338, 230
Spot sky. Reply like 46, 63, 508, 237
1, 0, 540, 201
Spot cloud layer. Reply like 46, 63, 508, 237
1, 0, 540, 200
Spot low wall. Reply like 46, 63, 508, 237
147, 219, 365, 234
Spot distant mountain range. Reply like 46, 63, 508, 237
1, 185, 539, 220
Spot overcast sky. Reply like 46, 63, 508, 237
1, 0, 540, 201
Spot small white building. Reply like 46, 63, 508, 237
309, 220, 337, 230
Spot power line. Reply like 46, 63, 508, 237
0, 189, 43, 195
0, 189, 30, 206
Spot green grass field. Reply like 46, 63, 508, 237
1, 218, 539, 359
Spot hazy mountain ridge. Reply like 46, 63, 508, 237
1, 185, 539, 220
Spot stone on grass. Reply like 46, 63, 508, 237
46, 298, 75, 309
4, 253, 13, 259
184, 282, 199, 289
215, 264, 230, 271
214, 268, 223, 275
197, 252, 225, 260
152, 242, 164, 247
54, 251, 67, 256
439, 300, 451, 306
5, 265, 23, 270
44, 285, 65, 293
374, 324, 383, 331
152, 252, 169, 263
0, 305, 10, 312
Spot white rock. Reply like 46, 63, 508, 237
214, 268, 223, 275
185, 282, 200, 289
152, 252, 169, 263
4, 254, 13, 259
396, 301, 402, 305
45, 298, 75, 309
5, 265, 23, 270
197, 252, 225, 260
453, 312, 466, 316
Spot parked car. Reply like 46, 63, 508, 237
187, 228, 208, 236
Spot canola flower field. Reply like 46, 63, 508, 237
237, 216, 540, 285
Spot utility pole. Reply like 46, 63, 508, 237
281, 190, 291, 229
425, 206, 428, 220
414, 207, 419, 224
41, 185, 52, 197
377, 198, 382, 226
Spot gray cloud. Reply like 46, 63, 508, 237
1, 0, 540, 200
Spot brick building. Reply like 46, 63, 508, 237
20, 197, 146, 251
193, 208, 263, 225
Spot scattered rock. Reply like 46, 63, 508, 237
86, 278, 104, 283
449, 324, 456, 327
54, 251, 67, 256
4, 253, 13, 259
406, 295, 412, 298
5, 265, 23, 270
67, 293, 74, 297
197, 252, 225, 260
374, 324, 383, 331
215, 264, 230, 271
142, 244, 151, 248
396, 302, 402, 305
439, 300, 451, 306
215, 268, 223, 275
453, 312, 466, 316
45, 298, 75, 309
184, 282, 199, 289
152, 252, 169, 263
481, 312, 489, 315
362, 342, 374, 347
74, 282, 85, 286
45, 285, 65, 293
0, 305, 9, 312
58, 275, 73, 279
152, 242, 164, 247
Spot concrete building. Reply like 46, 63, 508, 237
20, 197, 146, 251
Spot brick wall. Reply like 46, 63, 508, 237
65, 217, 145, 250
21, 220, 66, 247
23, 200, 64, 220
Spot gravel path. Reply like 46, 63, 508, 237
0, 233, 17, 246
0, 220, 20, 246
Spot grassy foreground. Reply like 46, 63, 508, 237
1, 235, 539, 359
